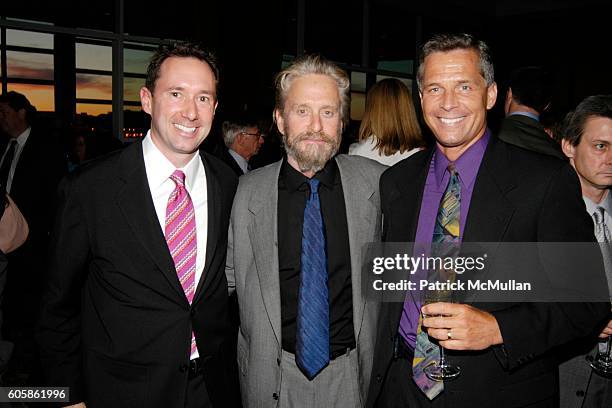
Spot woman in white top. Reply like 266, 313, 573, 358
349, 78, 424, 166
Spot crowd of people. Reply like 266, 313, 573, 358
0, 32, 610, 408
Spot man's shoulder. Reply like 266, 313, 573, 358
200, 150, 239, 189
335, 154, 387, 180
381, 148, 430, 181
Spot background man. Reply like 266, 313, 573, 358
226, 54, 385, 407
497, 66, 565, 160
0, 91, 66, 384
38, 42, 239, 408
560, 94, 612, 408
367, 33, 608, 407
220, 118, 264, 175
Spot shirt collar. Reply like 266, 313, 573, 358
280, 156, 339, 191
14, 127, 31, 147
142, 130, 201, 192
509, 111, 540, 122
584, 190, 612, 216
433, 129, 491, 190
228, 148, 249, 174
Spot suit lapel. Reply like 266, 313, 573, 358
336, 156, 378, 341
385, 151, 432, 337
115, 141, 186, 301
249, 161, 283, 345
193, 151, 221, 303
463, 138, 517, 242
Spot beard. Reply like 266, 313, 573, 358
283, 130, 341, 174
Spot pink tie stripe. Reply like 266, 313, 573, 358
165, 170, 199, 357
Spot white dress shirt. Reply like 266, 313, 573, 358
142, 131, 208, 359
583, 191, 612, 235
0, 127, 31, 193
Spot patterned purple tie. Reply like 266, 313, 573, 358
165, 170, 198, 357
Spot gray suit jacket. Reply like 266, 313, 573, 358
226, 155, 386, 407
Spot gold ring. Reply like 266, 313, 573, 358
447, 330, 452, 340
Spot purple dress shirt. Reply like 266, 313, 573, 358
399, 130, 491, 349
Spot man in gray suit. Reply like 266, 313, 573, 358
559, 95, 612, 407
226, 54, 385, 407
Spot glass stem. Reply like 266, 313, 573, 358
439, 345, 447, 368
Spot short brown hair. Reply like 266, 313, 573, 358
417, 33, 494, 91
274, 54, 350, 126
145, 41, 219, 94
358, 78, 424, 155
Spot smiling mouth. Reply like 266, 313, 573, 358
174, 123, 197, 133
439, 117, 466, 125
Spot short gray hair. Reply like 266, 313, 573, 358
222, 120, 255, 147
416, 33, 495, 91
274, 54, 350, 126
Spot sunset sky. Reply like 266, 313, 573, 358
5, 29, 152, 116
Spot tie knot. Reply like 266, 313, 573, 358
169, 170, 186, 187
308, 178, 320, 194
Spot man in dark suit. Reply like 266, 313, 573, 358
558, 95, 612, 408
497, 66, 565, 160
219, 118, 264, 176
367, 33, 609, 408
38, 42, 239, 408
0, 91, 66, 384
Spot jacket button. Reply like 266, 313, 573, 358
179, 364, 188, 372
376, 374, 382, 383
576, 390, 584, 397
273, 393, 279, 400
190, 308, 196, 316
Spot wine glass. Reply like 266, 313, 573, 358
421, 286, 461, 381
590, 307, 612, 377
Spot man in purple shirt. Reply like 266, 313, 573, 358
366, 33, 609, 408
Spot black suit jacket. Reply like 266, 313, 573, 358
1, 127, 66, 324
367, 136, 609, 407
497, 114, 566, 160
37, 140, 239, 408
218, 147, 245, 177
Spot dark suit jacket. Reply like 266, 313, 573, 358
497, 114, 566, 160
218, 147, 245, 177
37, 140, 239, 408
1, 127, 66, 324
367, 136, 609, 407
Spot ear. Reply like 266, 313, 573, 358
140, 87, 153, 115
17, 108, 27, 122
561, 139, 575, 160
274, 109, 285, 136
486, 82, 498, 110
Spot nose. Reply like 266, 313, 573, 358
441, 89, 458, 111
310, 112, 323, 133
182, 99, 198, 121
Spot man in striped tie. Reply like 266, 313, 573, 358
559, 95, 612, 408
38, 42, 239, 408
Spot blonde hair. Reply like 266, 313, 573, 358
274, 54, 350, 126
358, 78, 423, 155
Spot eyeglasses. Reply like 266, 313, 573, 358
240, 131, 263, 138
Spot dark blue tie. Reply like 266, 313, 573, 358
296, 178, 330, 380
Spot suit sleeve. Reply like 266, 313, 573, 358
491, 163, 609, 370
37, 174, 89, 404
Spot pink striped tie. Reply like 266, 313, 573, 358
165, 170, 198, 357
